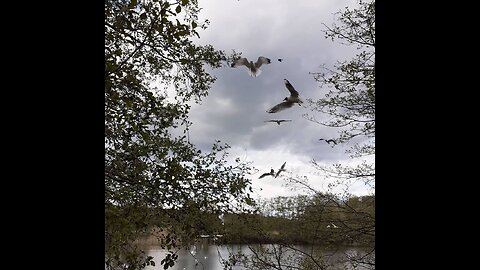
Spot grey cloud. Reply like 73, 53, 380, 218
182, 0, 370, 197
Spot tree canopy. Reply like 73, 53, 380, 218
105, 1, 254, 269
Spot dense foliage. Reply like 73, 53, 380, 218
219, 194, 374, 247
105, 1, 254, 269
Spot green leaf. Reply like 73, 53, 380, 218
175, 5, 181, 13
181, 0, 189, 6
140, 13, 147, 20
177, 30, 188, 36
191, 21, 197, 29
128, 0, 137, 9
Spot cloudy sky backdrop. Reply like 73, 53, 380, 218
171, 0, 372, 199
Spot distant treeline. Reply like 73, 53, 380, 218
143, 194, 374, 247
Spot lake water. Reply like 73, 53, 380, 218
142, 243, 374, 270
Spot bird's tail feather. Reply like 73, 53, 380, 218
249, 69, 261, 77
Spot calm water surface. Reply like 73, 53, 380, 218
143, 243, 374, 270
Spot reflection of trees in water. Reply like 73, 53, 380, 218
224, 244, 374, 270
145, 244, 373, 270
344, 247, 375, 270
219, 192, 374, 269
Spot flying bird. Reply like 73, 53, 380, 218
259, 162, 287, 179
267, 79, 303, 113
319, 138, 337, 145
275, 162, 286, 178
264, 119, 292, 125
327, 223, 339, 229
231, 56, 271, 77
259, 168, 275, 179
278, 58, 283, 62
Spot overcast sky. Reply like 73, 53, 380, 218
174, 0, 373, 199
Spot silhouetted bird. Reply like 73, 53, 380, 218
275, 162, 286, 178
278, 58, 283, 62
231, 56, 271, 77
267, 79, 303, 113
259, 168, 275, 179
319, 138, 337, 145
264, 119, 292, 125
259, 162, 287, 179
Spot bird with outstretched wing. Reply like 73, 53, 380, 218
231, 56, 271, 77
264, 119, 292, 125
267, 79, 303, 113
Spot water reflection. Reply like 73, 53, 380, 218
145, 243, 233, 270
143, 244, 374, 270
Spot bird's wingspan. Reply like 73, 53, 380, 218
254, 56, 271, 68
259, 173, 271, 179
232, 58, 250, 68
284, 79, 299, 97
275, 162, 286, 178
259, 169, 274, 179
267, 101, 295, 113
265, 120, 292, 125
